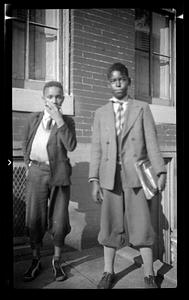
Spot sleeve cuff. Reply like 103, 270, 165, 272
88, 178, 99, 183
157, 172, 167, 177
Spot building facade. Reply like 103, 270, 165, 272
11, 8, 177, 266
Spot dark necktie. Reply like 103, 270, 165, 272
46, 118, 53, 130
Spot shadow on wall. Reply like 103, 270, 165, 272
65, 162, 101, 251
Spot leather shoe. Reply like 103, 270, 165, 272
23, 258, 41, 282
52, 258, 67, 281
97, 272, 115, 289
144, 275, 158, 288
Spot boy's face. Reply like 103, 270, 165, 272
109, 70, 130, 100
43, 86, 64, 110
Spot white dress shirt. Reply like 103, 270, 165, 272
29, 110, 55, 163
109, 96, 128, 116
43, 109, 55, 129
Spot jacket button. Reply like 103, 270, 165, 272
131, 137, 135, 141
106, 141, 110, 144
133, 154, 137, 158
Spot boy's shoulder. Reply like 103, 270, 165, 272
131, 98, 149, 108
62, 114, 75, 124
95, 98, 148, 113
28, 111, 42, 120
95, 102, 111, 114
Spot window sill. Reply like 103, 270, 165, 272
149, 104, 176, 124
12, 88, 74, 115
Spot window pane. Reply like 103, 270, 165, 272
135, 49, 150, 99
12, 20, 26, 82
135, 9, 150, 100
135, 9, 150, 51
152, 12, 170, 56
153, 54, 170, 99
29, 25, 57, 81
11, 8, 27, 20
29, 9, 57, 27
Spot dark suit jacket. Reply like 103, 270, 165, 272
23, 111, 77, 186
89, 99, 166, 190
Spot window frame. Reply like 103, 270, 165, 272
135, 9, 176, 107
12, 9, 73, 115
12, 9, 61, 89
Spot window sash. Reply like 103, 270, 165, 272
12, 9, 60, 86
135, 9, 174, 105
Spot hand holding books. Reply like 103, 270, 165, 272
135, 159, 163, 200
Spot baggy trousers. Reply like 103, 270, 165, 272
25, 163, 71, 249
98, 163, 156, 249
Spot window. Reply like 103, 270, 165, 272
135, 9, 176, 106
12, 9, 60, 89
11, 9, 73, 114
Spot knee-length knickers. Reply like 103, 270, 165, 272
25, 163, 71, 249
98, 164, 156, 249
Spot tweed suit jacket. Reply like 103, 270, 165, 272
89, 98, 166, 190
23, 111, 77, 186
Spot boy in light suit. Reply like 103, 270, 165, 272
22, 81, 77, 282
89, 63, 166, 288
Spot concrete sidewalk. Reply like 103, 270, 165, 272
13, 245, 177, 289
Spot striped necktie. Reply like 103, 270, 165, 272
115, 102, 125, 136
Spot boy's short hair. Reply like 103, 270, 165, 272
43, 81, 64, 95
107, 62, 129, 80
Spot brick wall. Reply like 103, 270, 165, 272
12, 8, 176, 149
71, 8, 135, 143
13, 112, 30, 143
12, 8, 176, 251
157, 124, 176, 147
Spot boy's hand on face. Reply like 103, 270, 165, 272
91, 181, 103, 204
45, 100, 64, 127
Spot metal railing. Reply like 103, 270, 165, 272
13, 161, 27, 237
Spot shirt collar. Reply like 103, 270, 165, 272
109, 95, 129, 104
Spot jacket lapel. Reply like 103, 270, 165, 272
121, 99, 142, 139
28, 112, 44, 143
105, 102, 116, 141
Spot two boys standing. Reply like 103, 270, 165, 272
22, 63, 166, 288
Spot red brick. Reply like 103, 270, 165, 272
77, 136, 91, 143
72, 69, 93, 78
74, 116, 93, 124
75, 102, 103, 113
83, 130, 92, 136
74, 9, 133, 29
73, 89, 110, 99
76, 123, 91, 130
82, 77, 108, 88
77, 110, 92, 118
71, 62, 106, 74
73, 82, 92, 90
76, 130, 83, 136
82, 25, 102, 35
